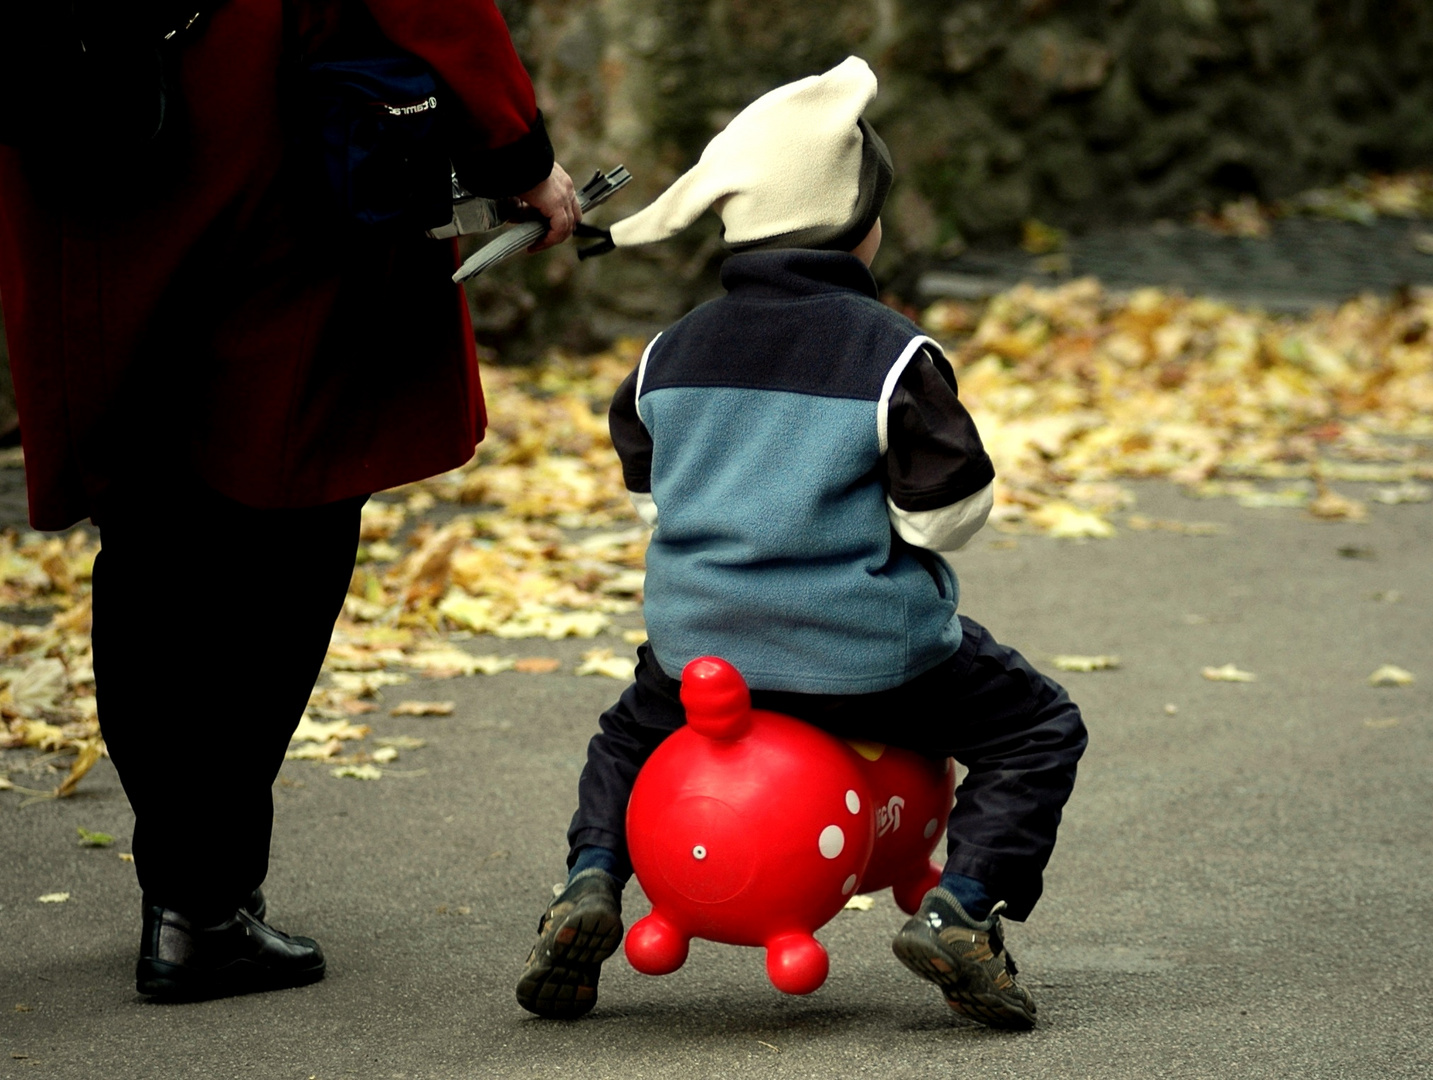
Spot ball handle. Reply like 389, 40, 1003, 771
680, 656, 752, 740
625, 911, 691, 976
764, 931, 830, 995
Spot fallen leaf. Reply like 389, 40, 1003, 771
842, 895, 875, 911
327, 671, 410, 696
576, 649, 637, 681
492, 609, 611, 640
405, 648, 514, 677
513, 656, 562, 674
372, 746, 400, 764
365, 540, 402, 563
55, 738, 103, 799
1202, 663, 1256, 682
76, 827, 113, 848
1370, 481, 1432, 505
375, 735, 427, 750
285, 739, 344, 761
1237, 488, 1310, 509
0, 776, 12, 791
391, 700, 456, 717
291, 716, 370, 743
7, 658, 68, 714
1125, 516, 1226, 536
1051, 654, 1121, 672
1028, 502, 1115, 539
1308, 487, 1367, 521
331, 764, 382, 780
1368, 665, 1414, 687
37, 892, 70, 903
1163, 703, 1179, 715
119, 853, 134, 863
620, 629, 649, 646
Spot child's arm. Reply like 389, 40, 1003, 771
883, 344, 995, 553
610, 357, 658, 527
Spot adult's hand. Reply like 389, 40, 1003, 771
518, 163, 582, 253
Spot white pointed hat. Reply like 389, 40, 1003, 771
607, 56, 893, 253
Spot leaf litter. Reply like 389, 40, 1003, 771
7, 210, 1433, 792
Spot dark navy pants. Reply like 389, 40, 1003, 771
568, 616, 1087, 921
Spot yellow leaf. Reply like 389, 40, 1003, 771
327, 671, 410, 697
55, 738, 103, 798
291, 716, 370, 743
7, 658, 68, 715
1202, 664, 1256, 682
37, 892, 70, 903
372, 746, 400, 764
437, 590, 501, 634
1029, 502, 1116, 539
1368, 665, 1414, 687
390, 700, 456, 716
1308, 487, 1367, 521
492, 608, 610, 639
1051, 655, 1121, 672
513, 657, 562, 674
376, 736, 427, 750
285, 739, 343, 761
405, 649, 514, 677
842, 895, 876, 911
331, 764, 382, 780
576, 649, 637, 681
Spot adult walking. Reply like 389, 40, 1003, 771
0, 0, 577, 999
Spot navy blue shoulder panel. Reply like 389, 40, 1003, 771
642, 291, 924, 402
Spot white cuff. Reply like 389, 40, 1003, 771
630, 491, 659, 528
888, 480, 994, 553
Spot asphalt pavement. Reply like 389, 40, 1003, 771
3, 481, 1430, 1079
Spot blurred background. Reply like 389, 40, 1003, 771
463, 0, 1433, 356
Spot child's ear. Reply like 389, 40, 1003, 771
851, 218, 882, 267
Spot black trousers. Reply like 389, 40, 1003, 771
568, 616, 1088, 921
92, 483, 364, 921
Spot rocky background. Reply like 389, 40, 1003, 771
4, 1, 1433, 425
472, 0, 1433, 355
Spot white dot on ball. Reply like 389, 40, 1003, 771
923, 818, 939, 839
818, 825, 845, 859
692, 845, 707, 860
845, 790, 861, 814
842, 874, 858, 895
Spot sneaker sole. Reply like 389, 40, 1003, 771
892, 927, 1036, 1030
516, 904, 623, 1020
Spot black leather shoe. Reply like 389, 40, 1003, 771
136, 903, 325, 1000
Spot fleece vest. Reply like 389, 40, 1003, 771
637, 250, 963, 694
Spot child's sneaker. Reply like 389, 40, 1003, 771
892, 887, 1037, 1029
516, 869, 624, 1019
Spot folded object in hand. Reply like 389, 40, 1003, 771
451, 166, 632, 283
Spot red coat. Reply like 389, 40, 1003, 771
0, 0, 552, 530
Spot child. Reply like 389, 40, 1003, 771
516, 57, 1087, 1029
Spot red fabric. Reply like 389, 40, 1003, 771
0, 0, 541, 530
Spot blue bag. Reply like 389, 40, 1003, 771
303, 51, 454, 231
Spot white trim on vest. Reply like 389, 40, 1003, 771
876, 334, 944, 455
633, 332, 664, 425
